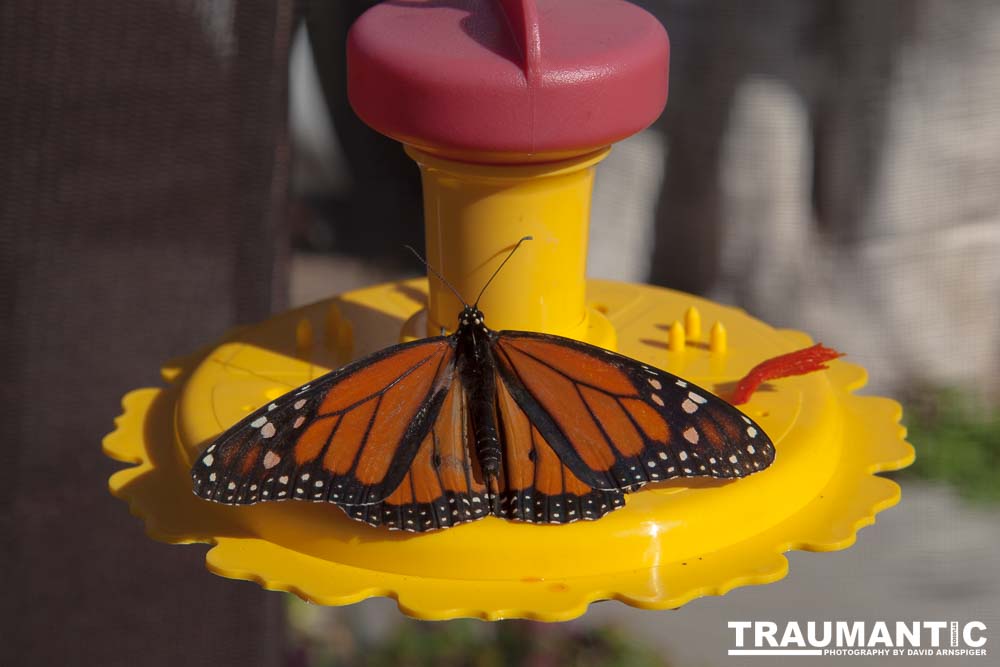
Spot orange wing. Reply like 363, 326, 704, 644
495, 377, 625, 523
342, 378, 492, 531
492, 331, 775, 501
191, 338, 456, 513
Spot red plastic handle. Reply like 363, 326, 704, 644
497, 0, 541, 79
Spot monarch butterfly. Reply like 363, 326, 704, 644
191, 238, 775, 531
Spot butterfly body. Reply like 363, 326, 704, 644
192, 300, 776, 532
453, 307, 503, 508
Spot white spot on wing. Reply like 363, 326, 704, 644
261, 422, 277, 439
682, 399, 698, 413
263, 451, 281, 469
251, 416, 267, 428
202, 454, 214, 466
683, 427, 699, 444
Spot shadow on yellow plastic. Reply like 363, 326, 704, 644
103, 278, 913, 621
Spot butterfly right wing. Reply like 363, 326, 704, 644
494, 377, 626, 524
491, 331, 775, 498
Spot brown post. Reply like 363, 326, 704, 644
1, 1, 292, 663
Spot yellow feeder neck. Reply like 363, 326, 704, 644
402, 146, 616, 350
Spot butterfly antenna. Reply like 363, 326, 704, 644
473, 236, 533, 308
404, 245, 469, 307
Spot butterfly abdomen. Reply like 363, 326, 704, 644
455, 320, 503, 511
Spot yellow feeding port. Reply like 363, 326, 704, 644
104, 277, 912, 621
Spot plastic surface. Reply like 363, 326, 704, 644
103, 278, 913, 621
347, 0, 670, 157
404, 145, 616, 346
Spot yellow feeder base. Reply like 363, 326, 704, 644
103, 278, 913, 621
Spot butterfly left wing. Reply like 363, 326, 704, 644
342, 377, 493, 532
191, 338, 456, 510
492, 331, 775, 499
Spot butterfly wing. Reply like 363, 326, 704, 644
495, 377, 626, 523
343, 378, 493, 532
492, 331, 775, 501
191, 337, 456, 511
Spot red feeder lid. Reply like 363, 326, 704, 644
347, 0, 669, 157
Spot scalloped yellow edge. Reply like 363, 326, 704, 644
103, 279, 914, 621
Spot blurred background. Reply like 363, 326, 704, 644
3, 1, 998, 665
